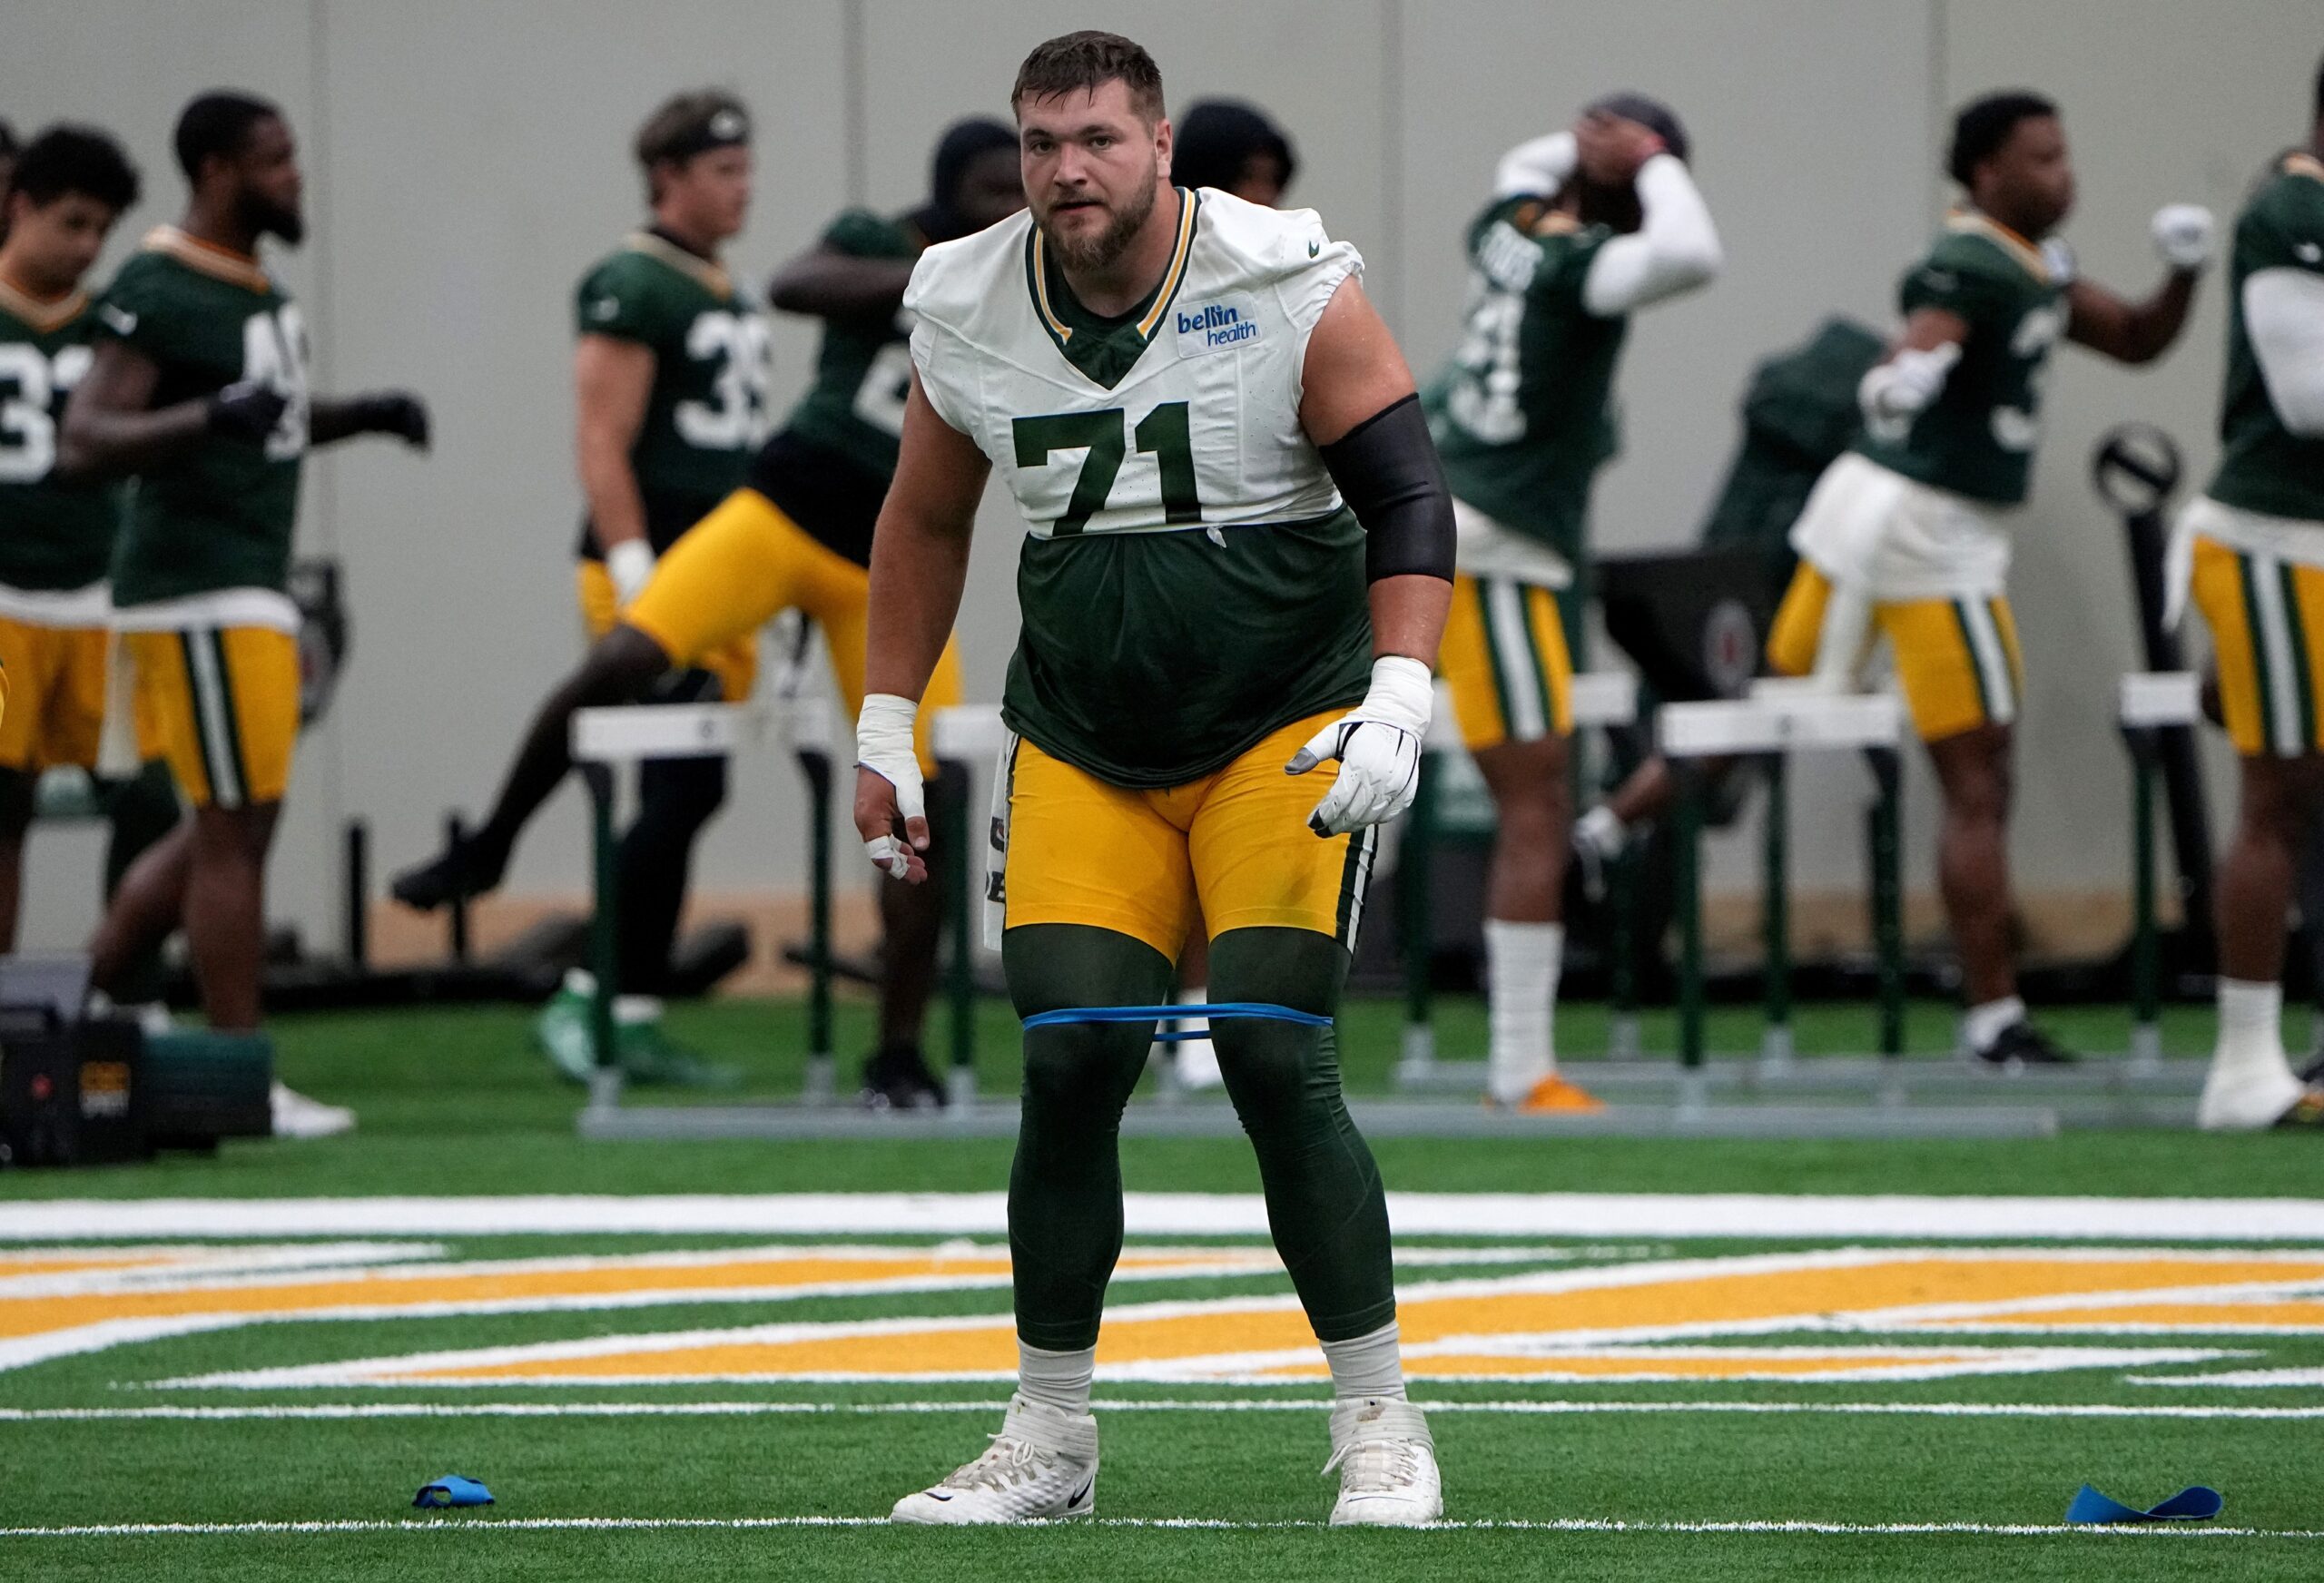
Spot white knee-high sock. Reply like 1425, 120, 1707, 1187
1017, 1340, 1096, 1418
1319, 1320, 1407, 1401
2201, 978, 2303, 1131
1486, 919, 1563, 1104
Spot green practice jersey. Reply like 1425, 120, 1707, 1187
2208, 152, 2324, 523
574, 232, 767, 549
1853, 214, 2072, 506
780, 208, 926, 480
0, 282, 118, 590
99, 229, 307, 605
1424, 199, 1624, 564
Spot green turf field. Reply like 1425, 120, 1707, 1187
5, 995, 2320, 1580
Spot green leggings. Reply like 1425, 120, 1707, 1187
1004, 921, 1396, 1352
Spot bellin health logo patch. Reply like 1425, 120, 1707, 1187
1176, 294, 1262, 357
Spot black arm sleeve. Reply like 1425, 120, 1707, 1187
1316, 393, 1456, 584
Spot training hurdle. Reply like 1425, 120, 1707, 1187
1394, 673, 1640, 1088
2119, 671, 2201, 1072
1662, 683, 1905, 1113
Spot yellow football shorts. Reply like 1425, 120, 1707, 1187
128, 625, 299, 808
2190, 534, 2324, 757
0, 619, 109, 772
576, 558, 757, 706
1000, 711, 1378, 961
624, 487, 963, 775
1438, 572, 1574, 752
1767, 561, 2024, 742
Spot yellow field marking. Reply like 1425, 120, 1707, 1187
1921, 1299, 2324, 1332
0, 1244, 1281, 1373
248, 1248, 2324, 1388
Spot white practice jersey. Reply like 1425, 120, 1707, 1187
906, 188, 1361, 539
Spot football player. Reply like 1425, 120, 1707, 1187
391, 119, 1022, 1107
1138, 95, 1302, 1091
2182, 56, 2324, 1130
1766, 91, 2210, 1068
62, 92, 429, 1138
859, 32, 1452, 1525
544, 91, 767, 1083
0, 124, 176, 960
1423, 96, 1721, 1112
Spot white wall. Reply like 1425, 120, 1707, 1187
0, 0, 2310, 948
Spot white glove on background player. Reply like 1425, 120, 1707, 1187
2151, 204, 2216, 270
1286, 655, 1433, 837
855, 692, 925, 880
1858, 341, 1961, 443
606, 537, 656, 605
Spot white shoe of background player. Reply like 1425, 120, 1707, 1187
270, 1082, 356, 1140
1173, 1032, 1224, 1090
1324, 1396, 1442, 1526
891, 1393, 1098, 1524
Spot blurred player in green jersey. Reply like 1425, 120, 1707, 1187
2182, 57, 2324, 1130
394, 119, 1022, 1107
0, 124, 182, 967
550, 91, 768, 1085
64, 92, 428, 1137
1768, 91, 2210, 1068
1424, 95, 1722, 1111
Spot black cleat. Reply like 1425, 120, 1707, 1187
861, 1044, 946, 1111
2273, 1086, 2324, 1130
391, 836, 509, 911
1968, 1021, 2079, 1071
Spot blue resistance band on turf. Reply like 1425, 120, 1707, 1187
1022, 1002, 1333, 1043
2063, 1483, 2221, 1524
414, 1474, 494, 1509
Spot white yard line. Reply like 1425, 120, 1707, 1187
0, 1514, 2315, 1540
2, 1193, 2321, 1242
5, 1398, 2324, 1422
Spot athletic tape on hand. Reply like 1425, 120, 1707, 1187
855, 692, 924, 878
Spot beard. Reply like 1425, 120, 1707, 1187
1040, 165, 1157, 271
244, 190, 304, 248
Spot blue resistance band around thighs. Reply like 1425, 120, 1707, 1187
1021, 1002, 1334, 1043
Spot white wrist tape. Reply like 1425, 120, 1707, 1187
854, 693, 925, 880
1360, 654, 1435, 734
606, 538, 655, 605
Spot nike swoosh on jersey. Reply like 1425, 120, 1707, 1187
99, 305, 137, 334
2298, 242, 2322, 264
590, 297, 620, 321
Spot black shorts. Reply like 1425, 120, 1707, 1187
745, 431, 889, 571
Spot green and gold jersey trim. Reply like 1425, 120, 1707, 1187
1022, 188, 1201, 389
139, 226, 273, 295
621, 230, 734, 300
0, 275, 88, 333
1944, 210, 2054, 284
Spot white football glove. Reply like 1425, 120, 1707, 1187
1858, 341, 1961, 443
854, 692, 925, 879
606, 537, 656, 605
2151, 203, 2216, 270
1285, 655, 1432, 837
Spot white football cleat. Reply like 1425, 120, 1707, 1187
891, 1394, 1098, 1525
1324, 1396, 1442, 1526
270, 1082, 356, 1140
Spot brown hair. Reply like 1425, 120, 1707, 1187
1010, 32, 1165, 124
634, 90, 749, 200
